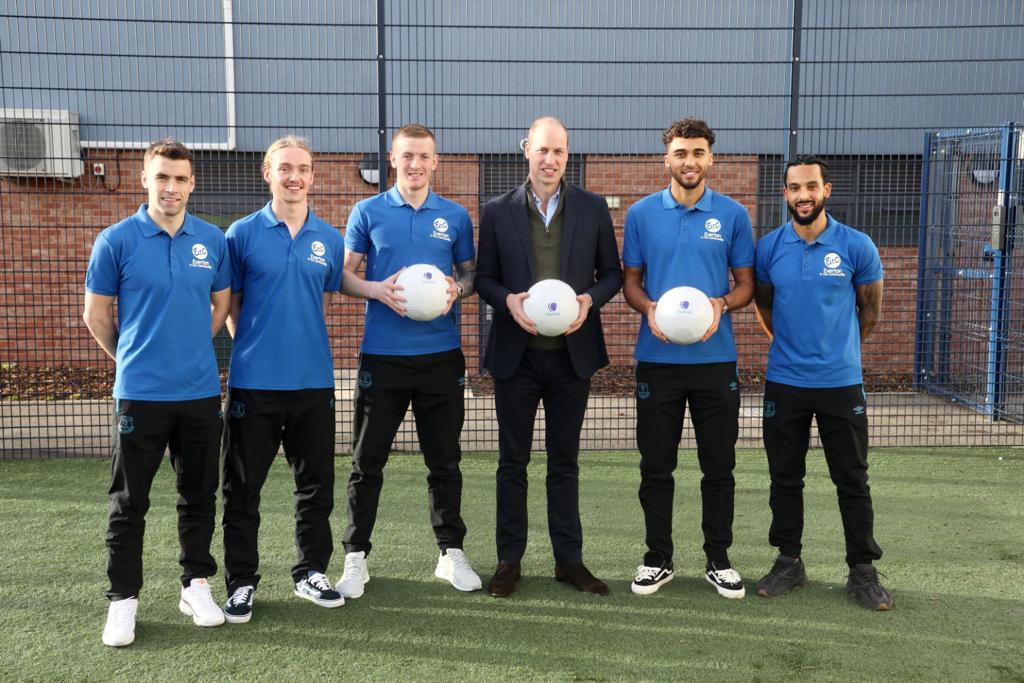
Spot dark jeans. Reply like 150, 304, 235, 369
221, 387, 336, 591
105, 396, 222, 600
762, 381, 883, 567
635, 361, 739, 566
343, 349, 468, 556
494, 348, 591, 567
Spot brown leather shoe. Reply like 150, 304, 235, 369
488, 561, 521, 598
555, 563, 610, 594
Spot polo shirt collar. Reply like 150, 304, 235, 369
783, 214, 836, 244
660, 186, 716, 212
257, 200, 320, 232
135, 204, 195, 237
385, 185, 439, 210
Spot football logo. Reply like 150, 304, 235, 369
191, 244, 208, 260
680, 300, 690, 310
548, 302, 558, 312
824, 252, 841, 269
704, 218, 722, 233
433, 218, 449, 233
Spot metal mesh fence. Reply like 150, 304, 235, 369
1, 0, 1022, 458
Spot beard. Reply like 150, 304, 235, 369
788, 198, 826, 226
672, 167, 707, 190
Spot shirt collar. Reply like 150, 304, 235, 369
529, 182, 562, 207
258, 200, 320, 232
135, 204, 195, 237
385, 185, 439, 210
660, 186, 715, 212
783, 214, 836, 244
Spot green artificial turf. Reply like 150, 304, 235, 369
0, 448, 1021, 682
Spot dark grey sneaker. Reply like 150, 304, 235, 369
756, 555, 809, 597
846, 564, 892, 611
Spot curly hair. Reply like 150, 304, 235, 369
661, 118, 715, 147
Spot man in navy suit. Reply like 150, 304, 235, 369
475, 117, 623, 598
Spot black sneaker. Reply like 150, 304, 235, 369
705, 561, 745, 599
756, 555, 809, 597
631, 560, 674, 595
846, 564, 892, 611
223, 585, 255, 624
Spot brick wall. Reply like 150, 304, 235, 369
1, 148, 915, 382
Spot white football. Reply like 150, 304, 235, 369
523, 279, 580, 336
396, 263, 449, 321
654, 286, 714, 345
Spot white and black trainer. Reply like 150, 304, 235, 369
631, 561, 674, 595
223, 585, 255, 624
705, 561, 746, 599
294, 571, 345, 608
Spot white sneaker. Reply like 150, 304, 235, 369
337, 551, 370, 599
102, 598, 138, 647
179, 578, 226, 627
294, 571, 345, 608
434, 549, 483, 592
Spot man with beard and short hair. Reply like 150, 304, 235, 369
85, 139, 231, 647
753, 155, 890, 610
622, 118, 754, 598
221, 135, 346, 622
475, 116, 623, 598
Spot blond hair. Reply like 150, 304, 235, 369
262, 134, 313, 171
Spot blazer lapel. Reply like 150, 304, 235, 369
511, 183, 535, 282
559, 185, 577, 280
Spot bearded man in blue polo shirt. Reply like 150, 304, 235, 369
622, 118, 755, 598
335, 123, 481, 598
84, 139, 231, 647
753, 155, 890, 611
220, 135, 346, 622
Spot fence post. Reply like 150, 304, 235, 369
787, 0, 803, 161
375, 0, 388, 193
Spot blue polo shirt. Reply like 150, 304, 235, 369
623, 187, 755, 364
85, 205, 230, 401
227, 202, 344, 390
755, 215, 883, 388
345, 187, 475, 355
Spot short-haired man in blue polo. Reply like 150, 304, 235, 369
220, 135, 346, 623
84, 139, 231, 647
335, 123, 481, 598
622, 118, 755, 598
753, 155, 890, 610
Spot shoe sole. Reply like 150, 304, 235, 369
178, 599, 226, 627
847, 589, 892, 611
434, 567, 483, 592
756, 577, 809, 598
293, 589, 345, 608
223, 610, 252, 624
102, 633, 134, 647
631, 573, 674, 595
705, 574, 746, 599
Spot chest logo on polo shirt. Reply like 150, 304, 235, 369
190, 243, 212, 269
820, 252, 845, 278
701, 217, 724, 242
308, 240, 328, 267
431, 217, 452, 242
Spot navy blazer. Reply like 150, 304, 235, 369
475, 182, 623, 380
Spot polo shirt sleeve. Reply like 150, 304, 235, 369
729, 209, 755, 268
852, 233, 883, 286
755, 233, 773, 284
452, 208, 475, 264
211, 232, 231, 291
225, 222, 246, 293
622, 207, 644, 268
85, 232, 119, 296
344, 201, 370, 254
325, 229, 344, 293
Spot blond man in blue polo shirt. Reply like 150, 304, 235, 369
85, 139, 231, 647
221, 135, 345, 622
753, 155, 890, 611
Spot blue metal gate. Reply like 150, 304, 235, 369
915, 124, 1023, 423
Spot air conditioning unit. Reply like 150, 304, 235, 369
0, 108, 84, 178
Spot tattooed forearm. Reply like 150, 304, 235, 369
856, 279, 883, 341
455, 259, 476, 299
